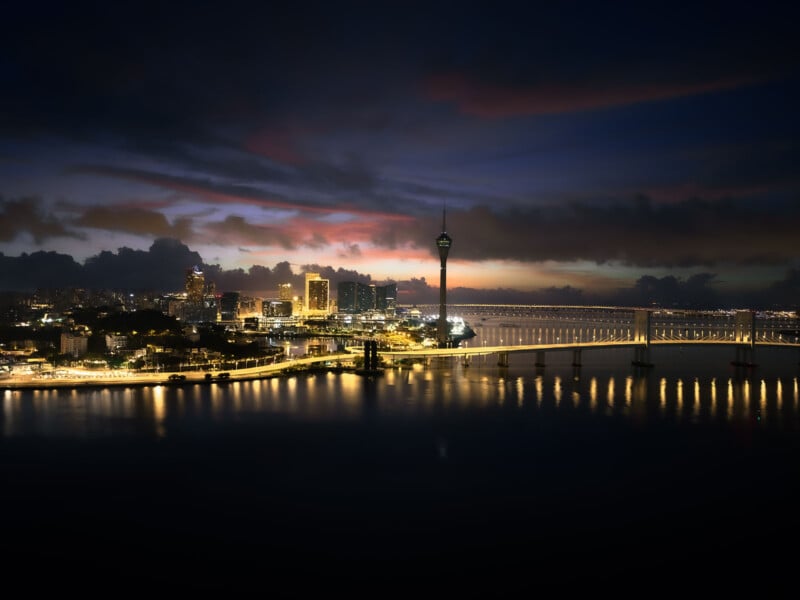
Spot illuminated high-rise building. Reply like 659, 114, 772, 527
185, 265, 205, 302
436, 207, 452, 346
278, 283, 292, 301
305, 272, 329, 315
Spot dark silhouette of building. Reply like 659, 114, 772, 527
219, 292, 240, 323
375, 283, 396, 314
436, 207, 452, 346
338, 281, 397, 314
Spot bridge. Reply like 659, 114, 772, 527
379, 308, 800, 369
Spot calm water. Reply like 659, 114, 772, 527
2, 318, 800, 596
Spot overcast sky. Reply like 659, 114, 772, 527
1, 1, 799, 307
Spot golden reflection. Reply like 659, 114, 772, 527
535, 376, 543, 406
153, 385, 166, 438
607, 377, 615, 406
572, 390, 580, 408
269, 375, 279, 401
776, 378, 782, 411
743, 379, 750, 413
516, 377, 524, 408
3, 391, 17, 436
676, 379, 683, 414
659, 378, 666, 414
794, 378, 798, 408
554, 376, 562, 406
210, 381, 223, 417
710, 378, 717, 416
122, 389, 134, 418
589, 377, 597, 412
693, 378, 700, 419
759, 379, 766, 423
287, 378, 300, 414
233, 380, 243, 413
727, 378, 734, 420
624, 376, 632, 406
478, 375, 490, 408
497, 376, 505, 406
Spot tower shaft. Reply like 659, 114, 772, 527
436, 207, 452, 347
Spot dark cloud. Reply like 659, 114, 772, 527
615, 274, 722, 309
0, 250, 84, 290
82, 239, 204, 291
394, 196, 800, 268
0, 197, 84, 244
424, 73, 759, 118
74, 206, 194, 240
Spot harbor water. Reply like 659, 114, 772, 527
2, 313, 799, 596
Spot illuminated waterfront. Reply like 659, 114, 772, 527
3, 345, 800, 437
2, 312, 799, 596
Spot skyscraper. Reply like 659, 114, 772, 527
436, 207, 452, 346
185, 265, 205, 302
337, 281, 357, 313
375, 283, 397, 314
305, 272, 329, 315
278, 283, 292, 301
219, 292, 240, 323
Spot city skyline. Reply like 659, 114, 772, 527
1, 2, 799, 308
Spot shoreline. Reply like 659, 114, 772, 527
1, 353, 362, 391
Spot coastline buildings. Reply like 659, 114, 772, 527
60, 331, 88, 358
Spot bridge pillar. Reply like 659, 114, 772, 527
572, 349, 582, 367
732, 345, 758, 368
497, 351, 509, 367
732, 311, 757, 367
632, 310, 654, 367
462, 354, 471, 367
362, 340, 379, 372
535, 351, 546, 368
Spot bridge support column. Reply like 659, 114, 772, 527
732, 345, 757, 368
632, 345, 653, 368
497, 351, 509, 367
361, 340, 380, 372
535, 351, 546, 368
462, 354, 471, 367
572, 349, 582, 367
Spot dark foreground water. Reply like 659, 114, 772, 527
2, 345, 800, 597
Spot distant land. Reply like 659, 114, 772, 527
1, 238, 798, 310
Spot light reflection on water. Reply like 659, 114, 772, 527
2, 345, 799, 438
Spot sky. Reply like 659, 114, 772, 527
1, 1, 799, 308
